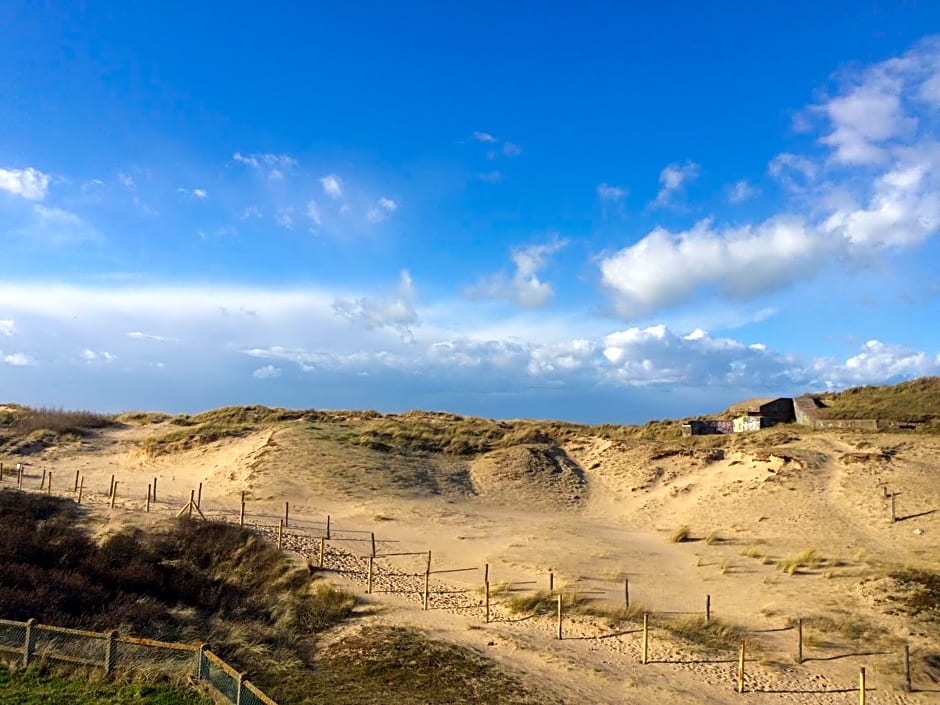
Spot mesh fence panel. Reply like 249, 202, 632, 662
33, 626, 105, 667
114, 639, 198, 678
241, 680, 279, 705
0, 620, 26, 658
204, 651, 239, 702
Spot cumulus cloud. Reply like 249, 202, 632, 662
333, 270, 418, 340
320, 174, 343, 199
3, 353, 34, 366
81, 349, 117, 363
253, 365, 282, 379
817, 339, 940, 388
466, 237, 568, 308
602, 38, 940, 319
0, 166, 50, 200
0, 320, 14, 336
653, 161, 700, 207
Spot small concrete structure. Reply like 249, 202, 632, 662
727, 398, 795, 423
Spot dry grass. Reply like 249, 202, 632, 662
0, 406, 115, 453
669, 526, 691, 543
663, 615, 747, 652
777, 549, 824, 575
811, 376, 940, 426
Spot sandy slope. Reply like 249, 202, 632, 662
4, 418, 939, 704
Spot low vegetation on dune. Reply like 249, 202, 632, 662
0, 406, 115, 453
811, 376, 940, 427
0, 667, 211, 704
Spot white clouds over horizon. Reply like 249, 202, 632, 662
466, 237, 568, 308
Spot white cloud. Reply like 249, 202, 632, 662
366, 196, 399, 223
233, 152, 297, 179
467, 237, 568, 308
177, 187, 208, 199
81, 349, 117, 363
306, 200, 321, 226
503, 142, 522, 157
0, 320, 14, 336
241, 206, 262, 220
333, 270, 418, 340
767, 152, 817, 190
817, 340, 940, 388
253, 364, 282, 379
117, 172, 136, 191
275, 209, 294, 230
0, 167, 50, 200
728, 180, 759, 203
128, 331, 178, 343
3, 353, 34, 366
597, 183, 627, 201
320, 174, 343, 199
32, 205, 97, 243
472, 131, 499, 143
653, 161, 700, 207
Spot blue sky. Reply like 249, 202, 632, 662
2, 2, 940, 424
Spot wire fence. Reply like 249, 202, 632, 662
0, 618, 277, 704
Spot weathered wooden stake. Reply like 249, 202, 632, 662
196, 482, 202, 510
903, 643, 912, 692
737, 640, 746, 694
110, 482, 118, 509
0, 462, 3, 480
625, 578, 630, 607
859, 667, 866, 705
484, 563, 489, 583
146, 484, 151, 513
882, 485, 888, 498
284, 501, 289, 527
641, 612, 649, 664
40, 468, 46, 490
188, 490, 194, 519
109, 474, 115, 497
371, 532, 376, 557
318, 537, 325, 568
326, 515, 331, 540
423, 551, 431, 610
797, 617, 803, 664
47, 471, 52, 494
104, 630, 118, 674
277, 519, 283, 550
706, 594, 711, 622
78, 477, 84, 504
152, 476, 157, 502
73, 469, 79, 493
239, 492, 246, 527
556, 594, 563, 640
549, 570, 554, 592
485, 581, 490, 623
367, 555, 374, 594
891, 493, 897, 522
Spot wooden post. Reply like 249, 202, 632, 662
104, 630, 118, 674
73, 469, 79, 492
146, 484, 151, 513
284, 501, 289, 528
109, 474, 115, 497
371, 532, 376, 557
110, 481, 118, 509
196, 482, 202, 510
47, 471, 52, 494
318, 537, 325, 568
240, 492, 246, 527
484, 563, 489, 584
188, 489, 194, 519
797, 617, 803, 664
78, 476, 84, 504
549, 570, 554, 592
23, 618, 35, 667
556, 594, 563, 640
424, 551, 432, 610
40, 468, 46, 490
737, 640, 746, 694
485, 581, 490, 623
903, 643, 912, 692
642, 612, 649, 664
326, 515, 331, 540
0, 462, 3, 481
367, 555, 374, 594
625, 578, 630, 608
236, 672, 244, 705
859, 667, 866, 705
891, 494, 897, 522
706, 594, 711, 622
277, 520, 283, 550
152, 476, 157, 502
882, 485, 888, 498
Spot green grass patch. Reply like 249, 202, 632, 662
0, 666, 210, 704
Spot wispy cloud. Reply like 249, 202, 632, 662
333, 270, 418, 340
597, 183, 627, 201
305, 200, 321, 226
0, 320, 14, 337
728, 180, 759, 203
233, 152, 298, 179
253, 364, 282, 379
3, 352, 34, 366
32, 205, 97, 243
240, 206, 262, 220
653, 161, 700, 207
472, 131, 499, 143
366, 196, 399, 223
81, 348, 117, 364
128, 331, 179, 343
275, 208, 294, 229
0, 166, 50, 200
502, 142, 522, 157
178, 187, 208, 199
